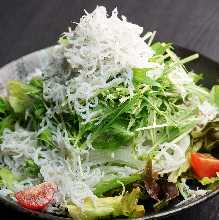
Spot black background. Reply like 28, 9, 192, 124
1, 0, 219, 68
0, 0, 219, 219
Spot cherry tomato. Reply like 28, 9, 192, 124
191, 153, 219, 178
15, 182, 57, 210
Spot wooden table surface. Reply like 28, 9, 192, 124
0, 0, 219, 219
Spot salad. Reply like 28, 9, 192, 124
0, 5, 219, 220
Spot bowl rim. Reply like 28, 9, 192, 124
0, 44, 219, 220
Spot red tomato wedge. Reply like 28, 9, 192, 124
191, 153, 219, 178
15, 182, 57, 210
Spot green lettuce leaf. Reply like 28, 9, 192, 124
0, 97, 15, 139
67, 188, 144, 220
7, 80, 33, 113
210, 85, 219, 108
0, 115, 15, 137
132, 68, 150, 85
0, 167, 16, 189
199, 173, 219, 186
7, 79, 45, 130
132, 68, 162, 86
7, 79, 43, 114
191, 119, 219, 151
151, 42, 172, 56
94, 174, 142, 196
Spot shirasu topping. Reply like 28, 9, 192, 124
0, 127, 141, 207
44, 6, 155, 122
0, 128, 101, 207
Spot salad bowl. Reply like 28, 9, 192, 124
0, 45, 219, 220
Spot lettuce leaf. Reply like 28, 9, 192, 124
6, 79, 45, 130
177, 179, 208, 199
0, 167, 16, 189
67, 188, 144, 220
199, 173, 219, 186
151, 42, 172, 56
7, 80, 33, 113
7, 80, 43, 114
210, 85, 219, 108
191, 119, 219, 151
94, 174, 142, 196
0, 97, 15, 137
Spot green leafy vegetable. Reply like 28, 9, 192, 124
199, 173, 219, 186
6, 79, 46, 130
82, 94, 140, 149
132, 68, 162, 87
58, 35, 71, 47
7, 80, 34, 113
67, 188, 145, 220
211, 85, 219, 108
0, 97, 11, 115
21, 160, 40, 177
151, 42, 172, 56
38, 129, 55, 149
191, 119, 219, 151
0, 97, 15, 139
132, 68, 150, 85
0, 115, 15, 137
7, 79, 43, 113
94, 174, 142, 196
92, 120, 134, 149
0, 167, 16, 189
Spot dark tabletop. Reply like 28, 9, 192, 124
0, 0, 219, 219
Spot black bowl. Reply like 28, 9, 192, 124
0, 45, 219, 220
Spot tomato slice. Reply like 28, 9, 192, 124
191, 153, 219, 178
15, 182, 57, 210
